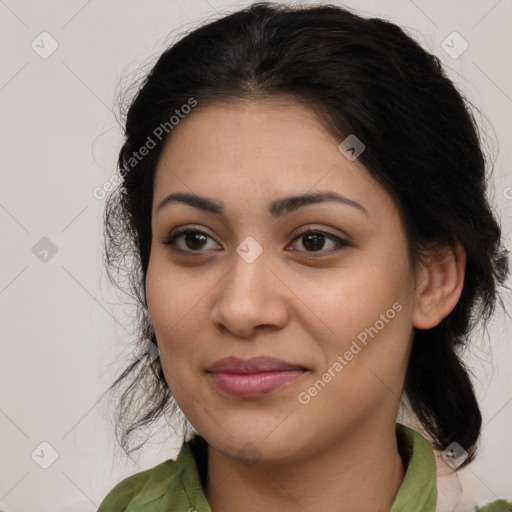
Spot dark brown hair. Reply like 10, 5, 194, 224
103, 2, 510, 467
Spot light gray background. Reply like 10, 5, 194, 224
1, 1, 511, 511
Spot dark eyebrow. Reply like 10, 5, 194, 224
156, 191, 369, 218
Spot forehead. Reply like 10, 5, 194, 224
152, 98, 393, 223
157, 98, 333, 167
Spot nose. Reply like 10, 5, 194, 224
210, 247, 290, 338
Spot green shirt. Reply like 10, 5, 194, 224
97, 423, 510, 512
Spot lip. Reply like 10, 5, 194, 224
206, 356, 308, 398
206, 356, 306, 373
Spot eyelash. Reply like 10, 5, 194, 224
161, 227, 350, 256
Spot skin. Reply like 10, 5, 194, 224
145, 96, 466, 512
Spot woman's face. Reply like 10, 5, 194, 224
146, 97, 424, 462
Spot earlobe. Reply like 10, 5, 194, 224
412, 240, 466, 330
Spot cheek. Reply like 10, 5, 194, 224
306, 263, 406, 341
145, 255, 202, 363
145, 249, 206, 332
304, 244, 413, 380
145, 273, 202, 403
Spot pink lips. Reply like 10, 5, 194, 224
206, 356, 307, 398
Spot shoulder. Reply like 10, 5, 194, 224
97, 458, 181, 511
475, 499, 512, 511
97, 445, 195, 512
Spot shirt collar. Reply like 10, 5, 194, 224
391, 423, 437, 511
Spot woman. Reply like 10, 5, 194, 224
97, 2, 511, 511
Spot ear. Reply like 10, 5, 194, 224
412, 239, 466, 330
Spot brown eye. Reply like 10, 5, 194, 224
288, 229, 350, 255
161, 229, 219, 253
161, 227, 350, 256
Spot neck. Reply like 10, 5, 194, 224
204, 421, 406, 512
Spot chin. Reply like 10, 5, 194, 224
201, 422, 304, 465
